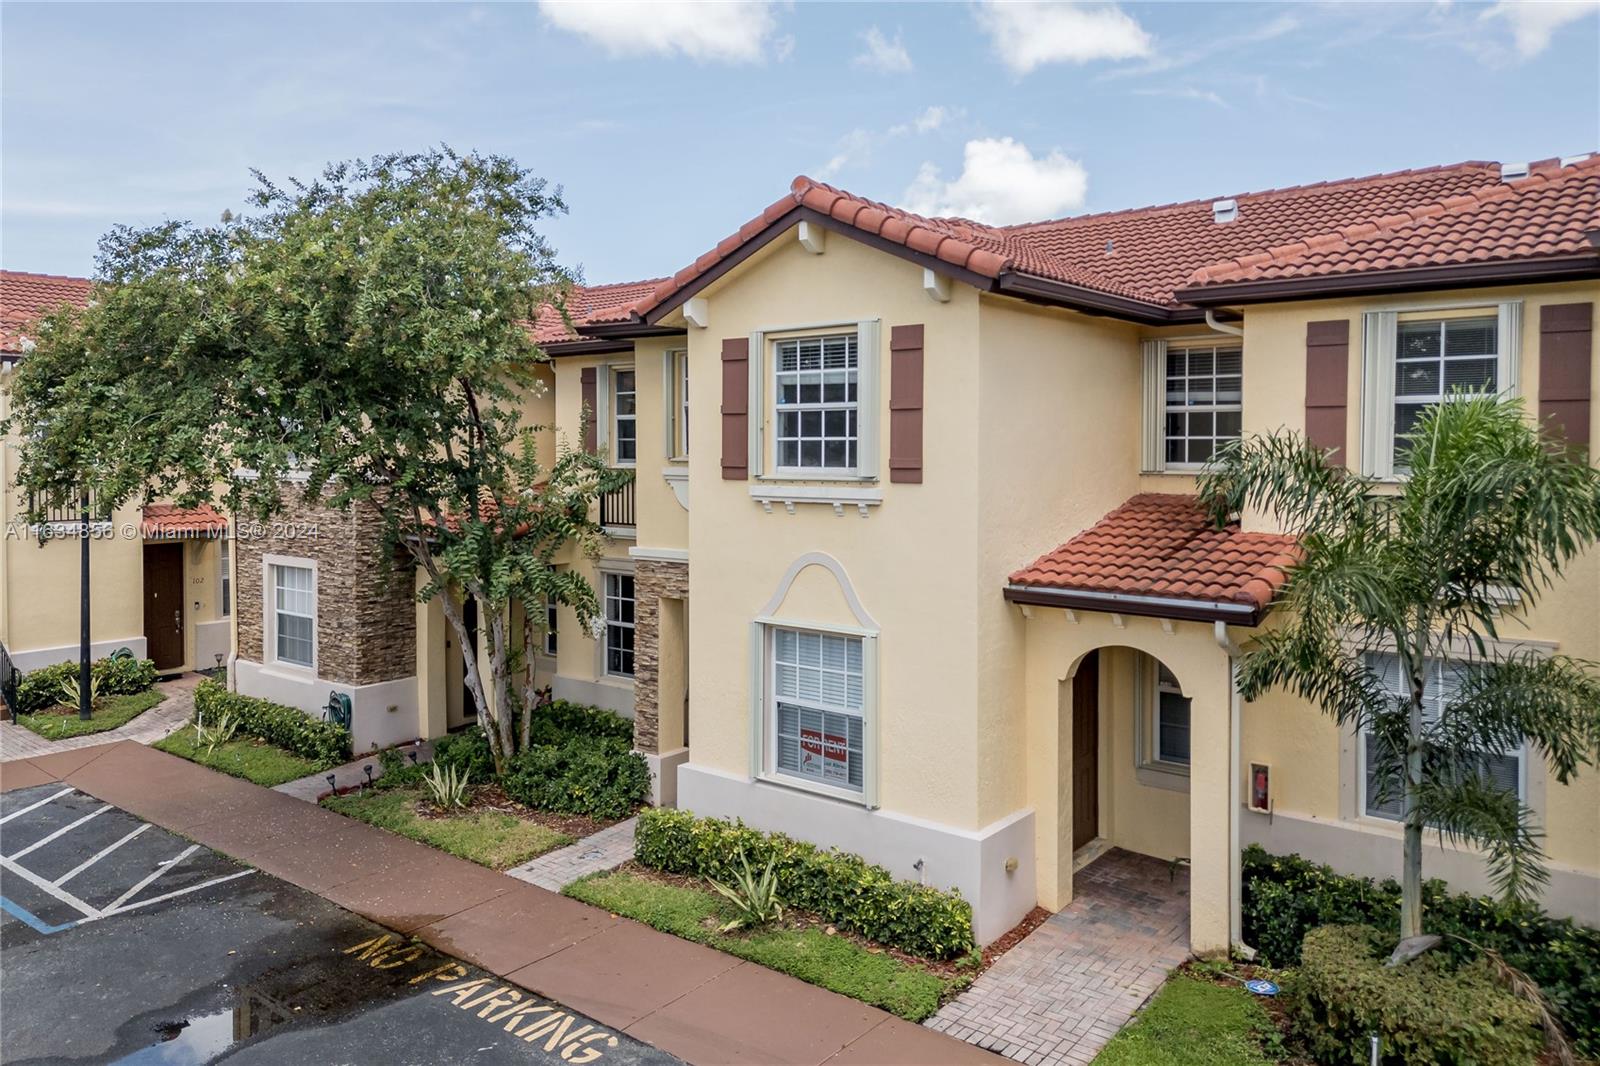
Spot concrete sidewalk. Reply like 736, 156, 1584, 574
0, 673, 200, 761
1, 744, 1000, 1066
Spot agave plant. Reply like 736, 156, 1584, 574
193, 711, 239, 755
422, 762, 471, 809
707, 852, 783, 933
57, 673, 100, 711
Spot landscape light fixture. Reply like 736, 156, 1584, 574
363, 764, 374, 786
325, 773, 336, 793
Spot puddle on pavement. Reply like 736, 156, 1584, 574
110, 1011, 235, 1064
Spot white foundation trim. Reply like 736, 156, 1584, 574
234, 658, 420, 754
11, 637, 149, 673
677, 763, 1036, 945
551, 674, 636, 718
643, 747, 690, 807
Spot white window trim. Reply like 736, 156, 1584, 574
218, 534, 232, 619
1360, 300, 1522, 479
1354, 651, 1528, 824
663, 348, 689, 462
1133, 652, 1190, 790
749, 615, 880, 809
749, 318, 881, 485
610, 365, 637, 469
262, 553, 317, 675
596, 560, 636, 683
1141, 338, 1244, 474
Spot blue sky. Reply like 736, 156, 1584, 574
3, 2, 1597, 286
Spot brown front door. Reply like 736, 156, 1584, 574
1071, 650, 1100, 851
143, 544, 185, 670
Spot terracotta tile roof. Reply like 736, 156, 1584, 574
532, 278, 667, 344
1, 270, 92, 356
613, 155, 1595, 325
141, 503, 228, 539
1182, 154, 1600, 291
1009, 494, 1299, 617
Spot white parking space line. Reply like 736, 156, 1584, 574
105, 844, 199, 911
0, 856, 103, 921
54, 823, 150, 887
0, 788, 75, 826
5, 805, 110, 861
104, 869, 256, 917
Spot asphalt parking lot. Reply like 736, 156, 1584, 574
0, 783, 681, 1066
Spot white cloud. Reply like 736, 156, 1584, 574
854, 26, 912, 73
975, 2, 1152, 74
1132, 86, 1230, 108
901, 137, 1088, 224
1481, 0, 1599, 58
537, 1, 780, 63
889, 105, 950, 136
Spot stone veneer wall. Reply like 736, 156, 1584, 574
631, 558, 689, 753
235, 491, 416, 685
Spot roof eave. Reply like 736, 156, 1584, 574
1003, 582, 1268, 627
576, 320, 686, 340
1175, 254, 1600, 306
539, 337, 638, 358
993, 273, 1205, 325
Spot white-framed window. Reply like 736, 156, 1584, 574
612, 368, 637, 466
543, 597, 558, 657
774, 334, 859, 473
666, 349, 689, 459
603, 572, 634, 677
1361, 302, 1521, 478
1134, 654, 1190, 778
1164, 345, 1243, 468
1154, 664, 1191, 766
219, 536, 232, 618
769, 626, 865, 794
270, 562, 315, 669
1360, 651, 1523, 821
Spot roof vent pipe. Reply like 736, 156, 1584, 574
1212, 199, 1238, 223
1206, 310, 1244, 337
1500, 161, 1530, 181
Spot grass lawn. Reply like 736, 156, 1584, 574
566, 868, 966, 1022
154, 725, 325, 788
322, 786, 572, 869
1092, 974, 1284, 1066
16, 689, 164, 740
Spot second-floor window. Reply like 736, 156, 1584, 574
1393, 316, 1498, 461
1164, 345, 1243, 467
668, 349, 690, 459
775, 334, 858, 473
612, 369, 637, 466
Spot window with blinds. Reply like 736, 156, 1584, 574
1393, 317, 1498, 460
612, 369, 637, 466
774, 334, 859, 472
1155, 664, 1191, 766
771, 627, 864, 792
1164, 345, 1243, 466
272, 564, 315, 668
1362, 651, 1521, 820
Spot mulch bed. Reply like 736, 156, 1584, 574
328, 777, 631, 843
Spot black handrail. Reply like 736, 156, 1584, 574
0, 641, 18, 723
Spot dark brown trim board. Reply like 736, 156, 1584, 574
1003, 583, 1266, 627
1540, 302, 1593, 448
1175, 255, 1600, 306
888, 324, 925, 484
720, 336, 750, 480
1305, 319, 1350, 466
580, 366, 598, 454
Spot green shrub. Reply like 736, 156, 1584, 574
634, 808, 975, 961
430, 729, 495, 782
527, 699, 633, 744
1286, 925, 1542, 1065
17, 655, 158, 714
192, 679, 350, 766
1242, 845, 1600, 1058
501, 735, 649, 819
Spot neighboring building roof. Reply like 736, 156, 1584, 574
141, 503, 228, 539
587, 154, 1596, 330
1, 270, 92, 357
1006, 494, 1299, 625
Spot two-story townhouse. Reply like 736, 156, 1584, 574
1, 270, 233, 679
229, 153, 1597, 957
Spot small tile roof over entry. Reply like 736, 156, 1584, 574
1, 270, 92, 356
1009, 494, 1299, 622
532, 278, 667, 344
141, 504, 228, 539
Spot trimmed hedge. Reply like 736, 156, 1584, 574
501, 736, 649, 820
193, 679, 350, 767
634, 808, 975, 961
528, 700, 633, 744
1287, 925, 1542, 1065
17, 655, 158, 714
1243, 844, 1600, 1058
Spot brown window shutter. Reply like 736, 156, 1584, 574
721, 337, 750, 480
1305, 320, 1350, 466
889, 324, 924, 484
1540, 303, 1592, 448
580, 366, 598, 454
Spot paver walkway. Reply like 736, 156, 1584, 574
510, 815, 638, 890
273, 739, 436, 801
1, 742, 1001, 1066
0, 673, 199, 760
925, 849, 1192, 1066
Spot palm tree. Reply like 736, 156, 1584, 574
1199, 395, 1600, 946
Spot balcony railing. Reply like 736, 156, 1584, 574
599, 474, 635, 529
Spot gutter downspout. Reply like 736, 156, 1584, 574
1214, 620, 1247, 953
1205, 310, 1244, 337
